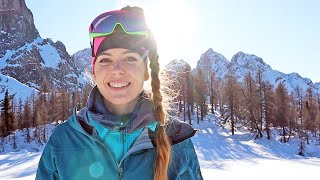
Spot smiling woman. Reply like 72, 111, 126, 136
35, 5, 203, 180
144, 0, 195, 60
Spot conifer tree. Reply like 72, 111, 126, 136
0, 89, 15, 137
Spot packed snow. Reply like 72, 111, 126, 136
0, 73, 36, 101
38, 43, 61, 68
0, 113, 319, 180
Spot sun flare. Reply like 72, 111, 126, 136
144, 0, 195, 61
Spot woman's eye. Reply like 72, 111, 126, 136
124, 57, 138, 62
99, 58, 112, 63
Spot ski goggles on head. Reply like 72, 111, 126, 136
89, 10, 150, 39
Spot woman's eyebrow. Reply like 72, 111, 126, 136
122, 50, 137, 55
99, 50, 137, 56
99, 52, 112, 56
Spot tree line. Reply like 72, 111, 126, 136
1, 64, 320, 154
167, 62, 320, 151
0, 80, 92, 149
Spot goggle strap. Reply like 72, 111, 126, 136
91, 41, 95, 57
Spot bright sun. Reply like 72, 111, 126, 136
144, 0, 195, 61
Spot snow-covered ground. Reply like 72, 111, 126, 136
0, 114, 320, 179
193, 118, 320, 179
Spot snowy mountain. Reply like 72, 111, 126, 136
315, 82, 320, 91
72, 48, 91, 73
196, 48, 229, 79
71, 48, 92, 84
196, 49, 319, 94
1, 0, 318, 101
0, 0, 85, 100
165, 59, 192, 77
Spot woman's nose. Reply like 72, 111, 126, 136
111, 61, 125, 74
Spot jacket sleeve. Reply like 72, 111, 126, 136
35, 138, 60, 180
179, 139, 204, 180
169, 138, 203, 180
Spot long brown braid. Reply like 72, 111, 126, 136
149, 51, 172, 180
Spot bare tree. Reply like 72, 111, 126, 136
23, 97, 31, 144
241, 73, 263, 138
275, 82, 290, 142
305, 88, 317, 136
194, 69, 207, 122
16, 98, 23, 131
224, 71, 239, 135
262, 82, 275, 140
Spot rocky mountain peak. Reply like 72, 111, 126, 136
165, 59, 191, 73
0, 0, 39, 51
0, 0, 87, 99
196, 48, 230, 79
200, 48, 229, 65
231, 51, 271, 72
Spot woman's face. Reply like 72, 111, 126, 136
93, 48, 148, 110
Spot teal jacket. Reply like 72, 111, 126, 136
36, 107, 203, 180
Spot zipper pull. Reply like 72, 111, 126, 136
122, 133, 126, 143
119, 166, 124, 180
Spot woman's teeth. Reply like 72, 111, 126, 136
109, 82, 130, 88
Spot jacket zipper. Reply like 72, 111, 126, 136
75, 118, 122, 179
75, 115, 154, 180
119, 132, 126, 180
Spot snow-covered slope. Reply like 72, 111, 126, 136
0, 73, 36, 101
1, 116, 319, 179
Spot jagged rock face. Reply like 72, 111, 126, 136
0, 0, 39, 51
0, 0, 82, 91
165, 59, 191, 74
195, 49, 319, 94
72, 48, 92, 73
196, 48, 229, 80
231, 51, 271, 72
1, 38, 81, 90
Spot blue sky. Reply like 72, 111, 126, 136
25, 0, 320, 82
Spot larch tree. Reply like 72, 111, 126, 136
224, 70, 239, 135
256, 69, 264, 136
80, 83, 93, 109
305, 87, 317, 136
241, 73, 262, 138
193, 69, 207, 122
23, 97, 31, 144
36, 79, 50, 143
186, 69, 194, 124
274, 82, 290, 142
16, 98, 23, 131
262, 82, 275, 140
